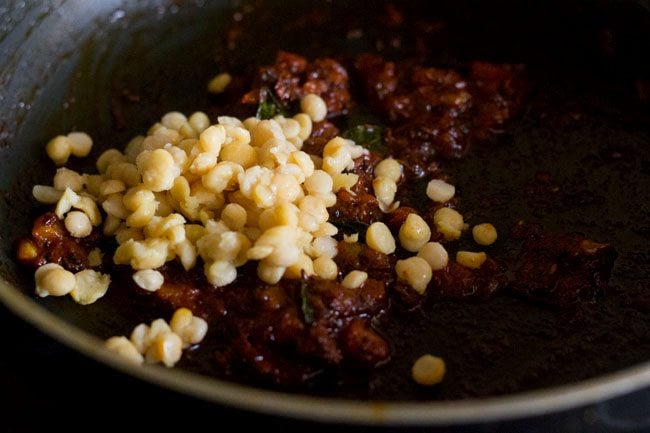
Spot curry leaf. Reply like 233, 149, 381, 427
329, 218, 368, 242
344, 105, 381, 129
300, 279, 316, 325
256, 86, 289, 119
342, 124, 388, 156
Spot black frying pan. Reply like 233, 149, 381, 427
1, 0, 650, 430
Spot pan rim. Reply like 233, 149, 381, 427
2, 276, 650, 425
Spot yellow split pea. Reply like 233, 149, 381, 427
412, 354, 446, 386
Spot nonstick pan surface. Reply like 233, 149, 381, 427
1, 0, 650, 427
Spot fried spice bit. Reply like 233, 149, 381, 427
210, 277, 390, 385
335, 239, 392, 276
17, 212, 91, 271
509, 222, 617, 307
242, 51, 351, 116
355, 54, 526, 164
469, 62, 527, 139
301, 120, 340, 156
355, 54, 472, 162
430, 258, 505, 300
341, 318, 390, 365
330, 152, 384, 226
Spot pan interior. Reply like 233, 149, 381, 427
1, 0, 650, 406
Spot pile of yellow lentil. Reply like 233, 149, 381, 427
32, 89, 497, 378
106, 308, 207, 367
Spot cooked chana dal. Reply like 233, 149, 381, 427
24, 92, 473, 379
